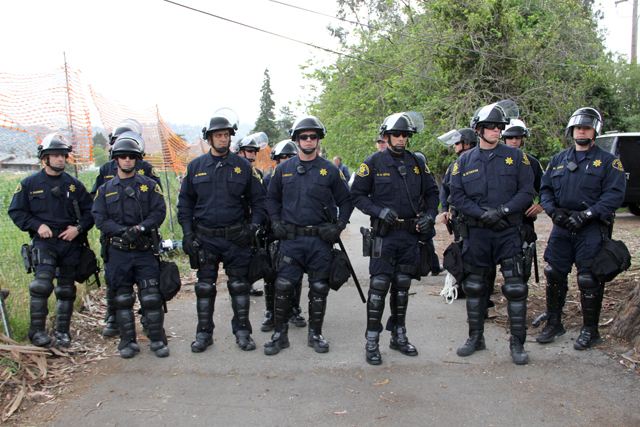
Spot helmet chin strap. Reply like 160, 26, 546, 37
212, 145, 228, 154
297, 141, 318, 155
477, 127, 498, 146
387, 137, 407, 153
45, 156, 65, 172
573, 137, 594, 146
117, 159, 137, 174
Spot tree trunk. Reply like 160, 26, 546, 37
609, 282, 640, 349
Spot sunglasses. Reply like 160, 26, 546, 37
116, 154, 137, 160
390, 131, 411, 138
298, 134, 318, 141
282, 154, 296, 159
453, 141, 463, 146
503, 136, 519, 140
483, 123, 506, 130
243, 148, 257, 154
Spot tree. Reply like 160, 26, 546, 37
252, 68, 280, 143
93, 132, 107, 149
276, 105, 296, 141
93, 145, 109, 167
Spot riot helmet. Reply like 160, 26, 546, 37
109, 119, 143, 146
203, 108, 239, 140
413, 151, 428, 165
111, 131, 144, 173
458, 128, 478, 147
289, 116, 325, 155
380, 111, 424, 153
503, 119, 530, 139
38, 133, 72, 172
236, 132, 268, 161
470, 103, 510, 130
564, 107, 602, 146
270, 139, 298, 162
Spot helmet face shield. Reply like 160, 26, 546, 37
289, 116, 326, 140
271, 140, 298, 160
240, 132, 269, 151
380, 111, 424, 135
438, 130, 462, 146
503, 119, 530, 138
566, 114, 602, 135
203, 108, 240, 139
38, 133, 72, 160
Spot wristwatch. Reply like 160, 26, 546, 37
76, 225, 83, 234
584, 209, 594, 219
139, 225, 146, 233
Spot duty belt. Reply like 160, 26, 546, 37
391, 219, 416, 231
110, 236, 143, 251
466, 212, 523, 228
295, 226, 320, 237
195, 223, 226, 237
34, 228, 66, 243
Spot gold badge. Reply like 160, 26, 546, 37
140, 185, 148, 192
235, 166, 242, 174
612, 159, 624, 171
452, 162, 459, 175
414, 166, 420, 174
14, 182, 22, 194
357, 163, 369, 177
506, 157, 514, 165
137, 169, 145, 175
522, 154, 530, 166
320, 169, 327, 176
69, 184, 76, 192
593, 159, 602, 167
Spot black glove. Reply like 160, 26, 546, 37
318, 220, 345, 243
121, 225, 143, 244
233, 223, 258, 247
550, 208, 570, 227
564, 210, 590, 232
182, 232, 199, 256
491, 219, 509, 232
480, 208, 504, 229
271, 217, 288, 240
377, 207, 398, 225
416, 213, 435, 233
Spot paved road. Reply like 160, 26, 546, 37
37, 210, 639, 426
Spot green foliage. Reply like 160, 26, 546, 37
276, 105, 296, 142
252, 69, 280, 142
308, 0, 616, 175
93, 132, 107, 149
93, 145, 109, 167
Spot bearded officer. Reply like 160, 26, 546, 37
178, 109, 267, 353
450, 102, 534, 365
264, 116, 353, 355
8, 133, 94, 347
538, 108, 625, 349
351, 111, 439, 365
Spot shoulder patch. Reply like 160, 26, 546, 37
155, 184, 164, 195
94, 189, 99, 201
357, 163, 369, 177
14, 182, 22, 194
523, 154, 530, 166
339, 170, 346, 181
151, 168, 159, 177
612, 159, 624, 172
424, 163, 431, 174
252, 167, 261, 179
452, 162, 459, 176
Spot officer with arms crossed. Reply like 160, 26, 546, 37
538, 108, 625, 349
91, 119, 162, 338
260, 140, 306, 332
450, 102, 534, 365
351, 112, 439, 365
264, 116, 353, 355
178, 109, 267, 353
92, 133, 168, 358
9, 133, 94, 347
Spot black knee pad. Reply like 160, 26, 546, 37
115, 287, 136, 309
140, 287, 164, 310
393, 273, 412, 292
309, 280, 330, 298
577, 272, 599, 293
369, 274, 391, 295
502, 277, 527, 301
228, 276, 250, 295
54, 281, 76, 301
544, 264, 566, 287
29, 271, 54, 298
274, 276, 295, 294
462, 273, 485, 297
194, 278, 216, 297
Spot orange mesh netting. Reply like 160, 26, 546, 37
90, 87, 196, 175
0, 64, 93, 165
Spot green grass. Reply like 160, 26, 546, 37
0, 168, 184, 342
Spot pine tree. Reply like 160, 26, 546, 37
252, 68, 280, 143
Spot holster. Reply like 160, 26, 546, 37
224, 223, 243, 241
21, 243, 33, 273
360, 227, 373, 257
150, 229, 161, 255
100, 233, 110, 263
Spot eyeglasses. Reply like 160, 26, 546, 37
390, 131, 410, 138
283, 154, 295, 159
243, 148, 257, 154
298, 134, 318, 141
483, 123, 506, 130
116, 154, 136, 160
503, 136, 519, 140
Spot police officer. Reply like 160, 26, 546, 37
539, 108, 625, 349
91, 119, 162, 338
260, 140, 306, 332
178, 109, 267, 353
8, 133, 94, 347
450, 102, 534, 365
264, 116, 353, 355
351, 112, 439, 365
92, 133, 168, 358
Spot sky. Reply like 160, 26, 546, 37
0, 0, 635, 129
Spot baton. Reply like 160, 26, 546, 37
533, 243, 539, 283
324, 207, 366, 303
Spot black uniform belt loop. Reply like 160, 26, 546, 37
195, 224, 226, 237
294, 226, 320, 237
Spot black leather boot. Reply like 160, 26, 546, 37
264, 324, 290, 355
235, 329, 256, 351
191, 332, 213, 353
103, 287, 119, 337
389, 325, 418, 356
289, 305, 307, 327
117, 308, 140, 359
457, 330, 486, 357
509, 334, 529, 365
365, 330, 382, 365
574, 326, 601, 350
535, 312, 566, 343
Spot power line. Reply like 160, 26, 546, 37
269, 0, 598, 69
162, 0, 473, 90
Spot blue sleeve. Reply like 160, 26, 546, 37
351, 156, 381, 217
8, 177, 41, 232
249, 167, 267, 225
590, 157, 626, 220
449, 160, 486, 219
177, 164, 196, 234
440, 164, 452, 213
76, 182, 95, 232
266, 166, 283, 220
91, 188, 123, 236
421, 163, 440, 219
504, 150, 534, 213
332, 170, 353, 224
141, 182, 167, 230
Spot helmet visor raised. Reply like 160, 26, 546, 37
567, 114, 602, 134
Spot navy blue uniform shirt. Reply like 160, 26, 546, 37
92, 173, 166, 236
450, 143, 534, 219
351, 149, 439, 220
540, 144, 626, 220
91, 159, 161, 197
267, 155, 353, 225
177, 151, 267, 233
440, 161, 455, 213
9, 169, 94, 234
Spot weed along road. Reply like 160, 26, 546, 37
36, 210, 639, 426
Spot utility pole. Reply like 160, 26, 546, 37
617, 0, 639, 64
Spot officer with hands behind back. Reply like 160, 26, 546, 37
351, 112, 439, 365
9, 133, 94, 348
264, 116, 353, 356
92, 133, 168, 359
450, 101, 534, 365
538, 108, 626, 349
178, 109, 267, 353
